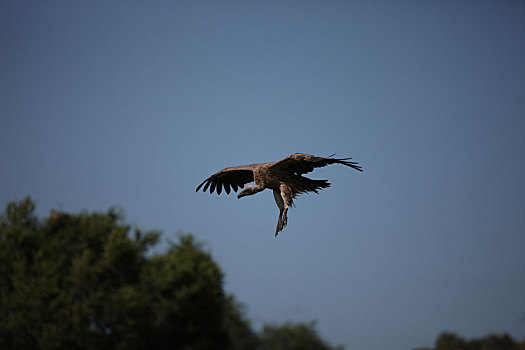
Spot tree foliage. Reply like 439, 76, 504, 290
415, 331, 525, 350
0, 197, 336, 350
10, 197, 522, 350
258, 321, 342, 350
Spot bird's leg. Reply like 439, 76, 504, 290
280, 184, 293, 228
282, 207, 288, 228
273, 190, 285, 237
275, 208, 284, 237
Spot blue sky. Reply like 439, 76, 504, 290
1, 1, 525, 349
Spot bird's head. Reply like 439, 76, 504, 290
237, 185, 263, 199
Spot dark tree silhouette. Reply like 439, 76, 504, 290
414, 331, 525, 350
0, 197, 339, 350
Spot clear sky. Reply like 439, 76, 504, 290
1, 1, 525, 349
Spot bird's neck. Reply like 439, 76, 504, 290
250, 184, 265, 193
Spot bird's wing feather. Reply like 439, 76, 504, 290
269, 153, 363, 175
195, 164, 259, 195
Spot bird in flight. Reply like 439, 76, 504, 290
196, 153, 363, 236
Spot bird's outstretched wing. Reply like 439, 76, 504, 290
269, 153, 363, 175
195, 164, 259, 195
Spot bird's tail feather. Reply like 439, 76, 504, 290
296, 178, 331, 195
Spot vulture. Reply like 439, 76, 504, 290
196, 153, 363, 236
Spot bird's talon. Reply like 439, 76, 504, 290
275, 219, 285, 236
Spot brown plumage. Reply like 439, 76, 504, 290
196, 153, 363, 236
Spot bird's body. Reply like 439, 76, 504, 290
196, 153, 363, 236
